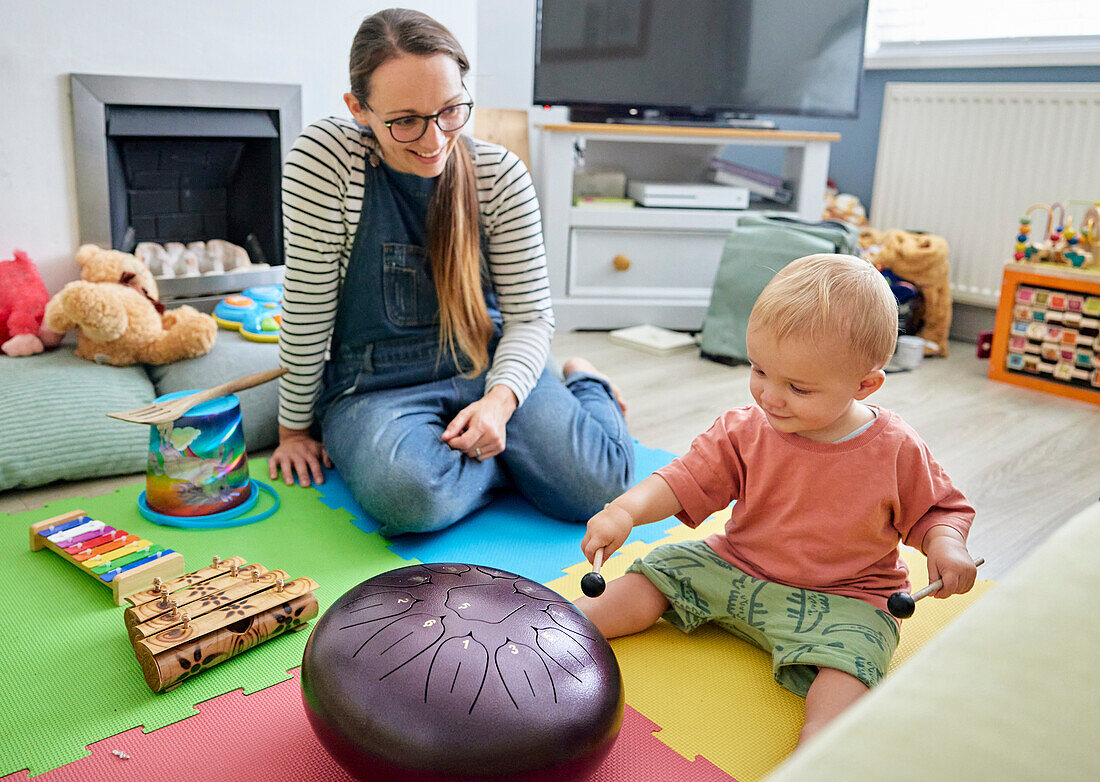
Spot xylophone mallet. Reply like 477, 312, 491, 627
887, 557, 985, 618
581, 548, 606, 598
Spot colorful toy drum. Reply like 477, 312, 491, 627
143, 391, 253, 518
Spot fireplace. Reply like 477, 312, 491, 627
70, 74, 301, 309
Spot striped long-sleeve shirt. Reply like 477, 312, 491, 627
277, 117, 555, 430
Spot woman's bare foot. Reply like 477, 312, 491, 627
561, 357, 627, 413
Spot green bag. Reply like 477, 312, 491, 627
699, 215, 861, 365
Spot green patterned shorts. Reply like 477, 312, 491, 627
628, 539, 899, 697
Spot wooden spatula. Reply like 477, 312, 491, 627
107, 367, 287, 425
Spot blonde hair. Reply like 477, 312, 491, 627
748, 253, 898, 370
349, 8, 491, 377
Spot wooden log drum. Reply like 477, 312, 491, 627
125, 555, 319, 692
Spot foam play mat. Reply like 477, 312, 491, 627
1, 446, 993, 782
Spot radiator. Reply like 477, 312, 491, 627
870, 82, 1100, 306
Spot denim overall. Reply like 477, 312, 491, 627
319, 154, 634, 536
315, 162, 500, 413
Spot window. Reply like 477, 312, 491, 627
865, 0, 1100, 68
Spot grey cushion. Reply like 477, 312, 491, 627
0, 350, 155, 491
145, 334, 281, 452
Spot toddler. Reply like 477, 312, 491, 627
575, 253, 977, 744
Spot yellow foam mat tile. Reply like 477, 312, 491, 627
548, 513, 995, 782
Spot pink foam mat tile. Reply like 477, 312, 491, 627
0, 670, 349, 782
2, 668, 734, 782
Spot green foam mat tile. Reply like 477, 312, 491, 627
0, 458, 412, 777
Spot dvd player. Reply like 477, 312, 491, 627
627, 181, 750, 209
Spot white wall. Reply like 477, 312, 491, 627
474, 0, 535, 109
473, 0, 566, 183
0, 0, 477, 292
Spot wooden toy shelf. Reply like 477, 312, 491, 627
988, 262, 1100, 405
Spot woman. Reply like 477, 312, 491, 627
269, 8, 634, 536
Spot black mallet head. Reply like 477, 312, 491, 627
887, 557, 984, 619
887, 591, 916, 618
580, 571, 606, 598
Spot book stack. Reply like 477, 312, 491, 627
573, 196, 636, 208
707, 158, 793, 205
608, 324, 698, 356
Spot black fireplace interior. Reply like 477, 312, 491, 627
105, 105, 283, 267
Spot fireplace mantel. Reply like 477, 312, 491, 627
70, 74, 301, 306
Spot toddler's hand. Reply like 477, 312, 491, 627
581, 503, 634, 565
924, 532, 977, 598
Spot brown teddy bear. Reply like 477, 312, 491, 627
859, 228, 952, 357
44, 244, 217, 365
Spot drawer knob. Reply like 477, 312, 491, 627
612, 254, 631, 271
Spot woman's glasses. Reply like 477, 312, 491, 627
369, 100, 474, 143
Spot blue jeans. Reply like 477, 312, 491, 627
321, 368, 635, 536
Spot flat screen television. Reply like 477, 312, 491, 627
533, 0, 869, 125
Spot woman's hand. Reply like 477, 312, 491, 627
441, 385, 518, 460
922, 526, 978, 598
269, 425, 332, 488
581, 503, 635, 564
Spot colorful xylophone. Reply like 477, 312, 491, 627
123, 555, 319, 692
30, 510, 186, 605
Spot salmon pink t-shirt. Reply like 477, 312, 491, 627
654, 405, 974, 613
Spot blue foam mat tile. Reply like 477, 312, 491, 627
311, 441, 679, 584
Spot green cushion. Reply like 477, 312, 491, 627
144, 333, 281, 452
0, 350, 155, 491
699, 216, 861, 364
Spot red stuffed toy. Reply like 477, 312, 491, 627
0, 249, 63, 356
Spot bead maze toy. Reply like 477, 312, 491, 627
214, 285, 282, 342
30, 510, 186, 605
1014, 202, 1097, 269
125, 555, 319, 692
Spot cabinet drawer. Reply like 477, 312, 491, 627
568, 228, 727, 298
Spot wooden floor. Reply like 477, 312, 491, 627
5, 333, 1097, 582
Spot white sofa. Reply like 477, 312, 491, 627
766, 501, 1100, 781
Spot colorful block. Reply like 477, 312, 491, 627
991, 267, 1100, 405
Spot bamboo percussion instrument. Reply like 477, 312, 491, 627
125, 555, 319, 692
30, 510, 185, 605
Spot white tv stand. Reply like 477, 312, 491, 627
534, 123, 839, 331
